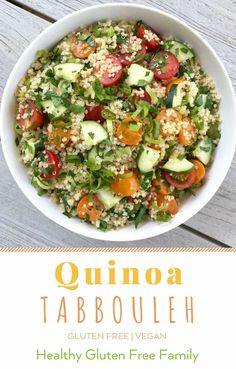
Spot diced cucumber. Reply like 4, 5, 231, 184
192, 136, 212, 165
167, 80, 198, 108
166, 85, 177, 108
196, 94, 208, 107
106, 119, 114, 135
87, 146, 102, 171
42, 100, 67, 116
57, 80, 72, 95
54, 63, 84, 82
15, 123, 23, 136
97, 189, 122, 210
172, 83, 184, 107
145, 85, 158, 104
126, 64, 154, 87
137, 145, 161, 173
115, 147, 132, 158
24, 138, 44, 162
32, 176, 51, 190
103, 149, 114, 163
163, 157, 194, 173
164, 40, 194, 63
166, 83, 183, 108
80, 121, 108, 149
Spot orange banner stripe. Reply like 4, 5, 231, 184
0, 247, 234, 252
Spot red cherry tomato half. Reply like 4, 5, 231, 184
85, 104, 105, 123
133, 89, 152, 103
99, 55, 123, 87
163, 170, 197, 189
40, 150, 61, 180
118, 43, 147, 67
149, 51, 179, 81
136, 22, 160, 51
132, 43, 147, 63
118, 52, 133, 67
19, 100, 45, 131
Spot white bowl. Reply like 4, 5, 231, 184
1, 3, 236, 242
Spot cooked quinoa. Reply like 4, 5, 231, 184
14, 20, 221, 231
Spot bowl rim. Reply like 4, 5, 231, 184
1, 2, 236, 242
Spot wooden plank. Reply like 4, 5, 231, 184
0, 0, 49, 99
0, 0, 234, 246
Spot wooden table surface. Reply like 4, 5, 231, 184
0, 0, 235, 248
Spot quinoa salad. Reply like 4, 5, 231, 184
15, 20, 221, 231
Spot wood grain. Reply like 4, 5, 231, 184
0, 0, 48, 97
0, 0, 235, 247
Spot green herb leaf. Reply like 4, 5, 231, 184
198, 85, 209, 94
34, 95, 42, 110
37, 189, 47, 197
37, 49, 49, 58
192, 115, 204, 130
52, 121, 72, 128
88, 132, 95, 140
190, 106, 198, 116
178, 65, 193, 77
99, 220, 108, 231
166, 142, 177, 155
77, 33, 90, 41
68, 104, 85, 113
120, 83, 132, 96
135, 206, 147, 228
65, 154, 83, 164
92, 78, 116, 103
43, 91, 85, 114
15, 137, 20, 146
200, 146, 210, 152
141, 171, 153, 190
156, 211, 171, 222
75, 85, 86, 97
133, 100, 150, 119
117, 34, 127, 45
207, 123, 221, 140
180, 47, 189, 54
205, 95, 213, 110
